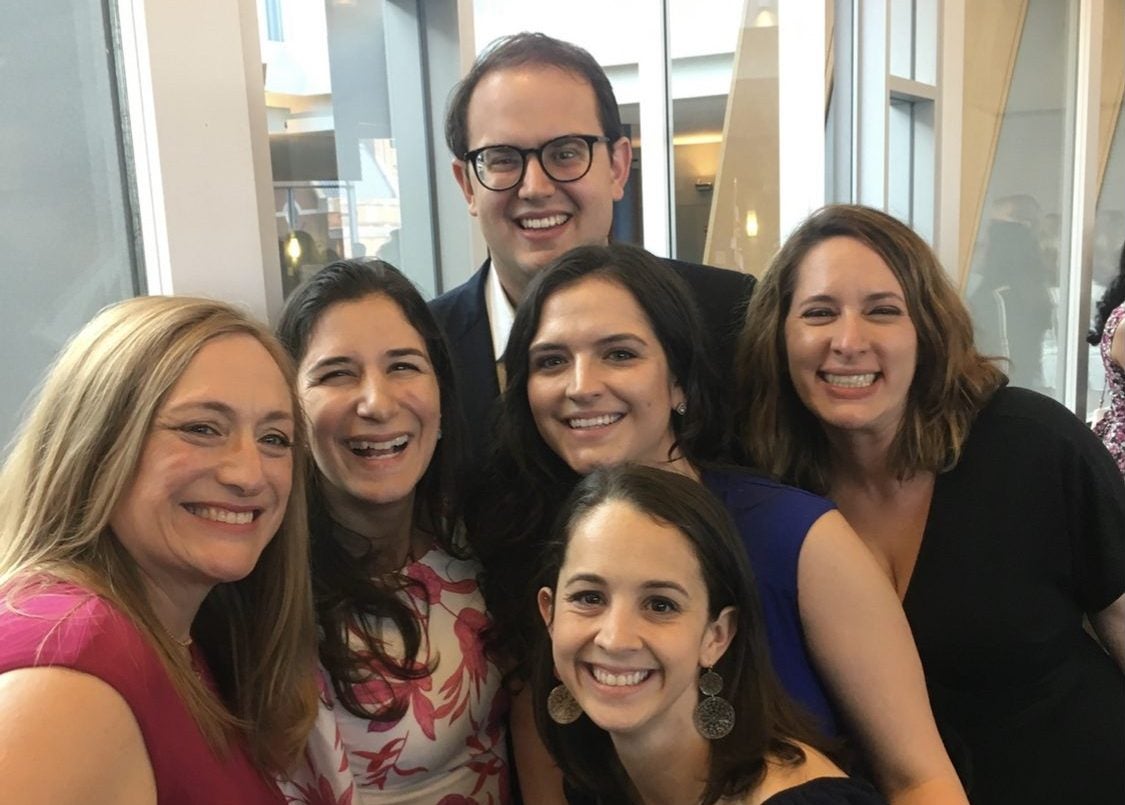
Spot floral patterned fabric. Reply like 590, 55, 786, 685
281, 548, 509, 805
1094, 303, 1125, 476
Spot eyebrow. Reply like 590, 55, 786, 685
305, 347, 430, 376
563, 572, 690, 597
529, 333, 648, 353
795, 291, 905, 306
164, 400, 294, 425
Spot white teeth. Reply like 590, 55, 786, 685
519, 214, 569, 230
348, 434, 409, 457
568, 414, 623, 429
591, 666, 651, 687
823, 373, 877, 388
185, 505, 254, 525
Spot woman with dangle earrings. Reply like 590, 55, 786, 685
534, 464, 885, 804
276, 260, 509, 804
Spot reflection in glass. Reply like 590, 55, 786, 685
260, 1, 404, 296
963, 0, 1077, 399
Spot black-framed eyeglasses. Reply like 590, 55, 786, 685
464, 134, 612, 191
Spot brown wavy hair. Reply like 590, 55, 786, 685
737, 204, 1006, 493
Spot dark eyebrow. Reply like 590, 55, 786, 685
164, 400, 294, 426
562, 573, 689, 597
387, 347, 430, 361
563, 572, 606, 588
530, 333, 648, 353
640, 580, 690, 596
305, 355, 355, 376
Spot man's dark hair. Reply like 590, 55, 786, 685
444, 32, 624, 159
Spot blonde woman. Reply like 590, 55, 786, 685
0, 297, 318, 804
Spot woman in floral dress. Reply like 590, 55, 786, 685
277, 260, 508, 804
1089, 240, 1125, 476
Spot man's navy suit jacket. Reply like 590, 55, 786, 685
429, 257, 756, 456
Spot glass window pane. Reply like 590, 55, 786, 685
261, 1, 432, 297
671, 1, 777, 274
0, 0, 140, 448
964, 0, 1077, 399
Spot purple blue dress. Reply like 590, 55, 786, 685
703, 468, 839, 735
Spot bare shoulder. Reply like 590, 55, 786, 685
743, 743, 847, 805
0, 667, 156, 804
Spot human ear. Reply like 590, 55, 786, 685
608, 136, 632, 201
699, 606, 737, 667
537, 587, 555, 634
451, 159, 478, 216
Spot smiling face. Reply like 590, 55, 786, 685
452, 66, 631, 303
109, 333, 294, 607
297, 294, 440, 522
527, 277, 687, 476
539, 498, 734, 741
784, 236, 919, 444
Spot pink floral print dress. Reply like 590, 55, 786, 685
1095, 303, 1125, 476
281, 548, 509, 805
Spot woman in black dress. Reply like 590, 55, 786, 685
738, 204, 1125, 804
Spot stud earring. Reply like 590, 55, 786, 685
693, 667, 734, 740
674, 402, 687, 415
547, 683, 583, 725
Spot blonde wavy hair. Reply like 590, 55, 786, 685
0, 295, 317, 774
737, 205, 1006, 493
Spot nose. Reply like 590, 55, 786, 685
356, 373, 397, 421
594, 603, 643, 653
216, 432, 267, 496
831, 311, 870, 357
518, 152, 557, 199
566, 355, 604, 402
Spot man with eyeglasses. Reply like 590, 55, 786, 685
432, 32, 755, 456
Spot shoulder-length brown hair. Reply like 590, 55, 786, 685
0, 295, 318, 774
738, 204, 1006, 493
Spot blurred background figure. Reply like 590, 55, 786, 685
1088, 238, 1125, 476
969, 194, 1055, 390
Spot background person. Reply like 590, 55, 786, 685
474, 243, 964, 805
1087, 238, 1125, 475
276, 260, 509, 804
432, 32, 753, 455
738, 204, 1125, 805
0, 296, 318, 804
534, 464, 885, 805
